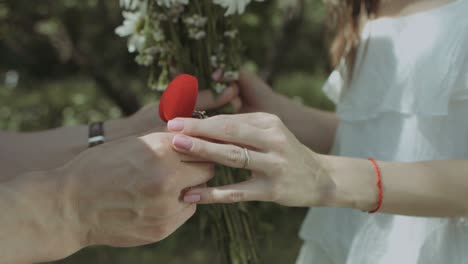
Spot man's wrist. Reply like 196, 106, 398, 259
105, 118, 133, 142
105, 114, 164, 142
27, 168, 84, 260
0, 168, 84, 263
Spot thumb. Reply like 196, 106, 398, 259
195, 85, 239, 110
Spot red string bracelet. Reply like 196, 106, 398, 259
368, 158, 383, 214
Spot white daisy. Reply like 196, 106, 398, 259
119, 0, 142, 10
127, 34, 146, 53
156, 0, 189, 8
115, 11, 143, 37
224, 29, 238, 38
115, 8, 147, 52
212, 0, 264, 16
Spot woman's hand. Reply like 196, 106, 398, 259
120, 86, 242, 137
214, 69, 280, 114
121, 69, 276, 138
167, 113, 336, 207
215, 70, 338, 154
63, 132, 213, 248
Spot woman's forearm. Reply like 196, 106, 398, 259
325, 156, 468, 217
0, 169, 82, 263
274, 94, 339, 154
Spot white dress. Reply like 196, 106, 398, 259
297, 1, 468, 263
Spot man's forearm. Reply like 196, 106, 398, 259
0, 169, 82, 263
274, 94, 339, 154
0, 118, 141, 180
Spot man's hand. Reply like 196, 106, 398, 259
63, 133, 213, 248
1, 132, 213, 263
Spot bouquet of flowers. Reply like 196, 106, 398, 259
116, 0, 263, 263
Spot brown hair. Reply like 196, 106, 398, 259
325, 0, 381, 67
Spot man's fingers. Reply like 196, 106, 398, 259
195, 85, 239, 110
183, 179, 269, 204
180, 161, 214, 187
172, 135, 269, 172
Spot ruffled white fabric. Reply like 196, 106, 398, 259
323, 0, 468, 121
299, 1, 468, 263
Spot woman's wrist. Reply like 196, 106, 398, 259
320, 155, 378, 211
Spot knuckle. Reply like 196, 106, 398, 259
142, 134, 172, 158
269, 133, 288, 149
269, 183, 282, 203
203, 190, 215, 203
226, 147, 243, 166
222, 121, 238, 138
226, 191, 245, 203
146, 174, 175, 196
182, 120, 195, 134
269, 156, 288, 177
263, 113, 282, 124
191, 139, 206, 156
270, 155, 287, 171
153, 143, 170, 159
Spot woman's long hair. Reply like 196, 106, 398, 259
325, 0, 380, 67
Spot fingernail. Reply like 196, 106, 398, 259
184, 194, 201, 203
173, 135, 193, 151
168, 119, 184, 132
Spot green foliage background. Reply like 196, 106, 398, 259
0, 0, 334, 263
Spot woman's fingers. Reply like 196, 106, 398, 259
172, 135, 269, 172
208, 113, 278, 129
168, 116, 270, 150
195, 85, 239, 110
231, 97, 243, 112
211, 69, 239, 83
183, 179, 270, 204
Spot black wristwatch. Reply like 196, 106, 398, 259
88, 122, 105, 147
